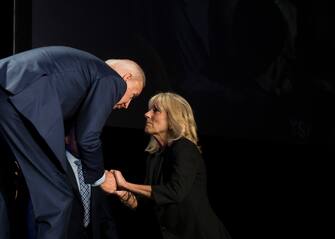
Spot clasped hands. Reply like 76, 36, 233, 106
100, 170, 125, 193
100, 169, 137, 207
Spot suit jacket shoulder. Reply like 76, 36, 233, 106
0, 46, 107, 95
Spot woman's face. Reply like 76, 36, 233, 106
144, 104, 169, 140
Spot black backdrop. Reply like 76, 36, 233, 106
1, 0, 333, 238
30, 0, 297, 139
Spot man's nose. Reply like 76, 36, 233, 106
121, 101, 129, 109
124, 101, 130, 108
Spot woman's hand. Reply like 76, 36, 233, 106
110, 169, 128, 190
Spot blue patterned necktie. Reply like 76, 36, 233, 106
74, 160, 90, 227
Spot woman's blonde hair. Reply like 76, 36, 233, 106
145, 92, 200, 153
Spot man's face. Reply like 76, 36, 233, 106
113, 80, 143, 109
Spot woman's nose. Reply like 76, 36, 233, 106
144, 111, 151, 118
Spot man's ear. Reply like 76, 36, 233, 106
123, 72, 132, 81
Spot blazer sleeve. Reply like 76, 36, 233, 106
75, 75, 126, 184
151, 139, 201, 205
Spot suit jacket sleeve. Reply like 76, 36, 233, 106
75, 75, 126, 184
151, 139, 201, 205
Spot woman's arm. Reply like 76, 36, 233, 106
114, 190, 138, 209
112, 170, 152, 198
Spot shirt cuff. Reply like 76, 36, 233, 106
91, 172, 105, 186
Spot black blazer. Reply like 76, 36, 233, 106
145, 137, 231, 239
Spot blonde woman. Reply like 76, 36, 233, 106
111, 92, 231, 239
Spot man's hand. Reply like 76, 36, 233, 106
100, 170, 116, 193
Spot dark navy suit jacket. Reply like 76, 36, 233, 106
0, 46, 126, 184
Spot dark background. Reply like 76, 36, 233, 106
0, 0, 333, 238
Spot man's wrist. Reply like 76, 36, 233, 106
91, 172, 105, 186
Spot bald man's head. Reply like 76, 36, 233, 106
105, 59, 146, 87
105, 59, 146, 109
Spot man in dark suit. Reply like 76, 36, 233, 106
0, 46, 145, 239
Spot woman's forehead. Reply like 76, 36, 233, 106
150, 99, 161, 107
